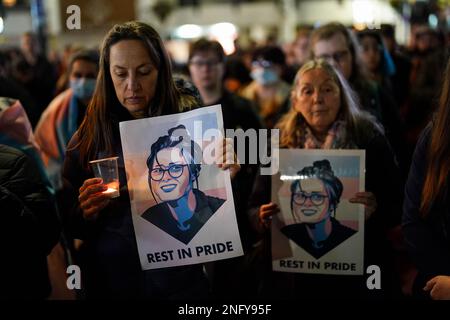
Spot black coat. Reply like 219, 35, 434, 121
402, 123, 450, 298
0, 144, 60, 299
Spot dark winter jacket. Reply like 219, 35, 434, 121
0, 144, 60, 299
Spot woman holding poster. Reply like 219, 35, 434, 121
248, 59, 403, 299
61, 22, 239, 299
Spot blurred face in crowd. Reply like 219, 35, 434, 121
70, 59, 98, 81
293, 68, 341, 136
189, 50, 224, 91
416, 32, 434, 53
69, 59, 99, 102
294, 35, 310, 66
359, 36, 381, 73
109, 40, 159, 118
313, 33, 352, 80
20, 34, 39, 56
250, 59, 281, 86
292, 178, 331, 224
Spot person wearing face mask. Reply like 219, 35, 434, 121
240, 46, 291, 129
34, 50, 99, 192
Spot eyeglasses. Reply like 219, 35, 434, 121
150, 164, 188, 181
316, 50, 350, 63
293, 192, 328, 206
189, 59, 221, 69
252, 60, 273, 68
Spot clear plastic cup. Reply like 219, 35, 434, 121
89, 156, 120, 198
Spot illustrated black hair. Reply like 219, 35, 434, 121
290, 159, 344, 218
147, 124, 202, 201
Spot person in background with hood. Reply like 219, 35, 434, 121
34, 50, 99, 192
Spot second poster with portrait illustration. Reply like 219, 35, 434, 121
119, 105, 243, 270
272, 149, 365, 275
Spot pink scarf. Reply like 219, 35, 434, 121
301, 120, 350, 149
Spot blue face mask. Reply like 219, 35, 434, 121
70, 78, 96, 100
250, 68, 279, 85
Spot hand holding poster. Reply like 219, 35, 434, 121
272, 149, 365, 275
119, 105, 243, 270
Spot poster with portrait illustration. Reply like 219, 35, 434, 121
272, 149, 365, 275
119, 105, 243, 270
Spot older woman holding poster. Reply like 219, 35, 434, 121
248, 59, 403, 299
62, 21, 239, 299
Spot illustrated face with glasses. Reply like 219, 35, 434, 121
291, 178, 331, 224
313, 32, 353, 80
149, 147, 193, 202
189, 54, 221, 70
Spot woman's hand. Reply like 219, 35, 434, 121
78, 178, 111, 220
258, 202, 280, 228
424, 276, 450, 300
349, 192, 377, 220
216, 138, 240, 179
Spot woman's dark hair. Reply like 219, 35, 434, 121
76, 21, 182, 167
421, 59, 450, 216
290, 160, 343, 217
147, 124, 202, 182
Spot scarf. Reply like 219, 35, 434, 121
299, 119, 356, 149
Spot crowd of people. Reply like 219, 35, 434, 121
1, 19, 450, 300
